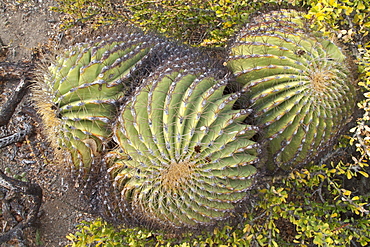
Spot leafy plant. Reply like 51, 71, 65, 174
51, 0, 370, 47
107, 49, 260, 230
66, 219, 157, 246
66, 218, 251, 246
227, 9, 356, 171
244, 161, 370, 247
350, 42, 370, 169
4, 167, 28, 182
298, 0, 370, 43
66, 160, 370, 246
50, 0, 121, 30
52, 0, 274, 47
118, 0, 257, 46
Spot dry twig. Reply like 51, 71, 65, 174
0, 169, 42, 245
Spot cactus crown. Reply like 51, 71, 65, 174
227, 9, 356, 171
107, 50, 260, 231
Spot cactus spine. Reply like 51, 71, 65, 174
108, 51, 260, 230
33, 32, 171, 179
227, 9, 356, 171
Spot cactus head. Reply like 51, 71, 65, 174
107, 51, 260, 231
227, 9, 356, 171
33, 32, 169, 179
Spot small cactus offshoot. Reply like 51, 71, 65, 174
227, 9, 356, 171
108, 51, 260, 230
33, 32, 169, 179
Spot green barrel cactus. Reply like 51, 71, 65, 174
107, 51, 260, 230
33, 32, 172, 179
227, 9, 356, 171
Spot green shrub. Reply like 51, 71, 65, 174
299, 0, 370, 42
51, 0, 276, 46
116, 0, 256, 46
351, 42, 370, 163
51, 0, 370, 47
66, 161, 370, 246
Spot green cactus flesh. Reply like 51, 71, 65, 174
108, 53, 260, 230
35, 33, 166, 178
227, 10, 356, 171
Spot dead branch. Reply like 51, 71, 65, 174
0, 169, 42, 244
0, 61, 36, 127
0, 123, 33, 149
0, 77, 33, 127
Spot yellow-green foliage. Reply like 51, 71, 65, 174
299, 0, 370, 41
351, 43, 370, 163
66, 161, 370, 247
52, 0, 259, 46
50, 0, 120, 29
246, 163, 370, 247
52, 0, 370, 46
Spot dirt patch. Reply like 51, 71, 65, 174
0, 1, 60, 62
0, 1, 97, 246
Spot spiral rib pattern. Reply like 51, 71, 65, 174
227, 10, 356, 170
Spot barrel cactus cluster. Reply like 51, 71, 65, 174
226, 9, 356, 171
33, 9, 356, 232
